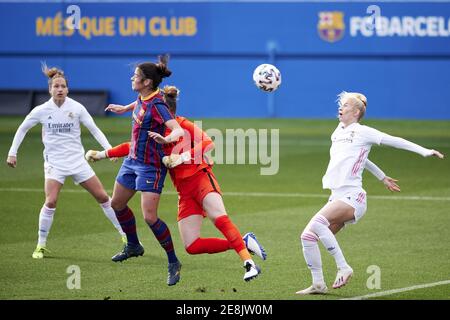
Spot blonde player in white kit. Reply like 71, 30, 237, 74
6, 64, 126, 259
296, 91, 444, 295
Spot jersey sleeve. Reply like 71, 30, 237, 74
364, 159, 386, 180
380, 134, 432, 157
106, 142, 131, 158
152, 103, 174, 124
360, 125, 386, 145
8, 107, 41, 156
181, 118, 214, 161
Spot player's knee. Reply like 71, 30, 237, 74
45, 198, 57, 208
309, 214, 330, 234
143, 215, 158, 225
300, 230, 319, 246
96, 194, 109, 204
110, 198, 125, 211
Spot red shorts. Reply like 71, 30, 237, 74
176, 168, 222, 222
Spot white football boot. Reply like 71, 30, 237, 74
295, 283, 328, 295
243, 232, 267, 260
243, 260, 261, 282
332, 267, 354, 289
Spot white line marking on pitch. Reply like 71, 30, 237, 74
342, 280, 450, 300
0, 188, 449, 201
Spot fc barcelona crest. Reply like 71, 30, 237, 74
318, 11, 345, 43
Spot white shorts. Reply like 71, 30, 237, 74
329, 186, 367, 225
44, 161, 95, 185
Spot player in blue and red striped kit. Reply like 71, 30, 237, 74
105, 55, 184, 286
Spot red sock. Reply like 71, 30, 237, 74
186, 237, 231, 254
107, 142, 131, 158
214, 215, 246, 254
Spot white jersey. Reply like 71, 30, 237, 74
322, 122, 385, 190
8, 97, 112, 171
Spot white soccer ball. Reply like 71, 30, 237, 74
252, 64, 282, 92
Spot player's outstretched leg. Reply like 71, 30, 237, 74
214, 215, 262, 282
243, 232, 267, 260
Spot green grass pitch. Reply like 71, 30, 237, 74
0, 117, 449, 300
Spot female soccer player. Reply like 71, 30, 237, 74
6, 64, 125, 259
87, 86, 266, 282
104, 56, 185, 286
296, 91, 444, 295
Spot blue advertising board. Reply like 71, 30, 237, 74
0, 1, 449, 119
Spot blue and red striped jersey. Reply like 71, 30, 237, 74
129, 89, 174, 166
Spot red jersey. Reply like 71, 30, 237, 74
163, 116, 214, 188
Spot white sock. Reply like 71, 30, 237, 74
100, 198, 125, 236
309, 214, 350, 270
301, 230, 325, 285
38, 205, 56, 246
244, 259, 255, 266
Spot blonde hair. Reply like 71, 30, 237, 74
337, 91, 367, 120
41, 62, 67, 87
162, 85, 180, 114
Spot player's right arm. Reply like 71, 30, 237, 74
105, 101, 136, 114
85, 142, 130, 162
365, 159, 400, 192
7, 109, 41, 168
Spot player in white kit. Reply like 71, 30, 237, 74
6, 64, 126, 259
296, 91, 444, 295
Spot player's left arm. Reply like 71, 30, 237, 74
364, 158, 386, 180
380, 134, 444, 159
149, 119, 183, 144
148, 103, 184, 144
79, 106, 112, 150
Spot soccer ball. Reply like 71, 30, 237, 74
252, 64, 281, 92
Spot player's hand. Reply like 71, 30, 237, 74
109, 157, 118, 163
105, 104, 129, 114
430, 149, 444, 159
382, 176, 401, 192
85, 150, 107, 162
6, 155, 17, 168
148, 131, 169, 144
162, 152, 191, 168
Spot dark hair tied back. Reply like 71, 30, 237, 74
156, 54, 172, 78
137, 54, 172, 89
